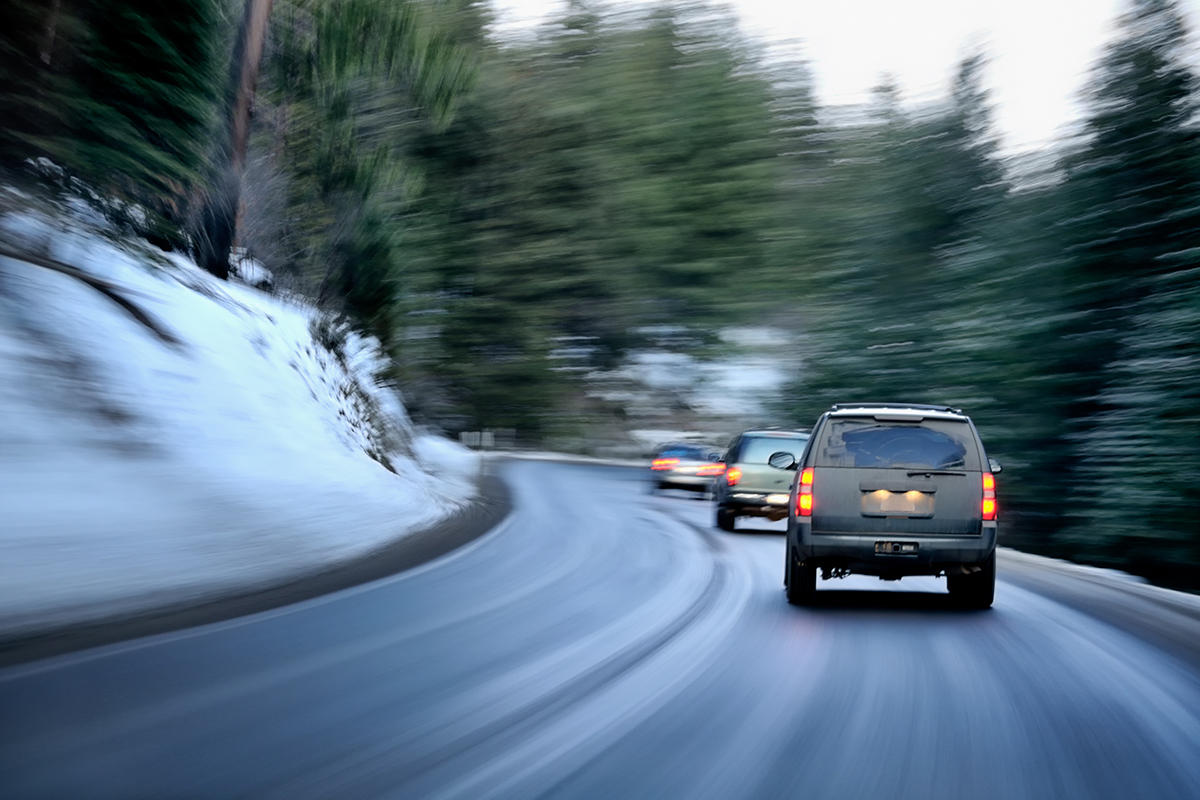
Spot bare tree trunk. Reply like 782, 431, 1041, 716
231, 0, 273, 174
193, 0, 274, 280
40, 0, 62, 65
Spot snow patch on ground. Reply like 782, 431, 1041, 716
230, 247, 273, 289
1001, 548, 1200, 612
599, 327, 796, 420
488, 451, 646, 468
0, 209, 477, 636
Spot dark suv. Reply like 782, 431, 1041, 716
778, 404, 999, 608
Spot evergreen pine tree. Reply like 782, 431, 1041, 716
1055, 0, 1200, 581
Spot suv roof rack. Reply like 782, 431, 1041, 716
829, 402, 964, 414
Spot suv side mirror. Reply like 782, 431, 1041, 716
767, 451, 798, 471
988, 457, 1003, 474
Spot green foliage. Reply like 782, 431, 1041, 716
391, 2, 782, 432
245, 0, 475, 335
0, 0, 230, 239
1051, 0, 1200, 582
790, 52, 1007, 416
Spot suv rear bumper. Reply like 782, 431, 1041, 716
789, 520, 997, 573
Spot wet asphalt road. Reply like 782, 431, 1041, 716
3, 459, 1200, 799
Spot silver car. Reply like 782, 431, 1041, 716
713, 430, 811, 530
648, 444, 725, 494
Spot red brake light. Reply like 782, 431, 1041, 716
981, 472, 997, 520
697, 463, 725, 477
726, 467, 742, 486
796, 467, 814, 516
651, 458, 679, 471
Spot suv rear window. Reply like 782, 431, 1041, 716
814, 418, 980, 470
734, 435, 809, 465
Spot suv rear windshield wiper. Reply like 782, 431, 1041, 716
906, 470, 967, 476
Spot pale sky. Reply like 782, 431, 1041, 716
490, 0, 1200, 153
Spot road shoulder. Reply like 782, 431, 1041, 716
0, 471, 511, 668
999, 548, 1200, 668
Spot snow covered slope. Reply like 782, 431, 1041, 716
0, 208, 477, 636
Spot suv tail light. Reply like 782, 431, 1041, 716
726, 467, 742, 486
796, 467, 814, 516
982, 472, 997, 520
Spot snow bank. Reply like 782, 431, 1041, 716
0, 209, 477, 636
230, 247, 273, 289
412, 434, 480, 490
1001, 548, 1200, 612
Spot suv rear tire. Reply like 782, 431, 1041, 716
715, 505, 736, 531
947, 551, 995, 609
785, 551, 817, 605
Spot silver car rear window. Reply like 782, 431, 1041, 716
814, 418, 980, 470
735, 436, 809, 465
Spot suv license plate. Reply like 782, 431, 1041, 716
875, 541, 918, 555
861, 490, 934, 517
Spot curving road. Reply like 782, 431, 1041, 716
3, 460, 1200, 799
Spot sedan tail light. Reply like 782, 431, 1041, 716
651, 458, 679, 471
796, 467, 814, 517
697, 463, 726, 477
981, 472, 997, 520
